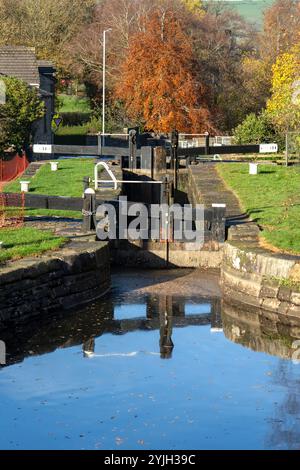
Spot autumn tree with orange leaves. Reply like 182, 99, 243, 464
115, 9, 215, 133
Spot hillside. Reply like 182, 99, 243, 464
205, 0, 275, 28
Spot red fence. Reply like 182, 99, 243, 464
0, 152, 28, 229
0, 152, 29, 185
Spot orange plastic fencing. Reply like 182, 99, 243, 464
0, 152, 28, 229
0, 152, 28, 184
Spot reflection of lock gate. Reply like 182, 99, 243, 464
1, 296, 221, 367
0, 340, 6, 365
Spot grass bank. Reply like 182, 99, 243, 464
24, 208, 82, 219
217, 163, 300, 253
57, 94, 91, 113
0, 227, 66, 263
205, 1, 274, 28
5, 159, 95, 198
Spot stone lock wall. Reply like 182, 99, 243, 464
222, 240, 300, 323
0, 241, 111, 327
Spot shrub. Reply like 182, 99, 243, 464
233, 111, 278, 145
0, 76, 45, 153
60, 112, 92, 126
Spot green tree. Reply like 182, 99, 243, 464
233, 111, 278, 145
0, 76, 45, 153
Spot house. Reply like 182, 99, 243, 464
0, 46, 56, 158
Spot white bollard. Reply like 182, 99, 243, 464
249, 163, 258, 175
20, 181, 30, 192
50, 161, 59, 171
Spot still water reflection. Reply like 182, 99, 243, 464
0, 270, 300, 450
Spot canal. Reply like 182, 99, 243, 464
0, 269, 300, 450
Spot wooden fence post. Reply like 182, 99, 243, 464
211, 204, 226, 243
129, 130, 137, 170
205, 132, 210, 156
153, 146, 167, 180
170, 130, 179, 189
82, 188, 96, 232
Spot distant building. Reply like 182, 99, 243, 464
0, 46, 55, 153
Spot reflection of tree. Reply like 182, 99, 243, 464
266, 361, 300, 450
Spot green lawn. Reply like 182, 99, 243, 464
58, 94, 91, 113
4, 159, 95, 198
217, 163, 300, 253
0, 227, 66, 263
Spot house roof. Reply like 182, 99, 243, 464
0, 46, 40, 87
37, 60, 54, 68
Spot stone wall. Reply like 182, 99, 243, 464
111, 239, 222, 269
0, 241, 111, 327
222, 233, 300, 323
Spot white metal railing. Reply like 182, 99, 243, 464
94, 161, 162, 191
95, 161, 118, 190
97, 133, 130, 137
215, 136, 233, 146
177, 135, 233, 148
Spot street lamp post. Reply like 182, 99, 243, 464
102, 28, 112, 152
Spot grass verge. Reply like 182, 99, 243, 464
24, 208, 82, 219
217, 163, 300, 254
0, 227, 66, 263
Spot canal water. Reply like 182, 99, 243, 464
0, 269, 300, 450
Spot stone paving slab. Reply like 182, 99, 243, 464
188, 162, 247, 221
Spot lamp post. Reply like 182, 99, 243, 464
102, 28, 112, 151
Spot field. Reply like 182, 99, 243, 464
205, 1, 275, 27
